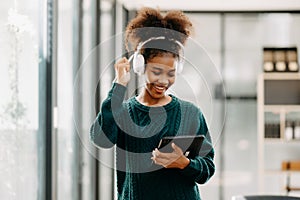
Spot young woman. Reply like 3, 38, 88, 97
90, 7, 215, 200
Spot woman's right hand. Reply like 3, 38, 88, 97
114, 57, 131, 86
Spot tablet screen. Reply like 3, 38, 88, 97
157, 135, 205, 159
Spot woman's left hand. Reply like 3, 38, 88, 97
151, 143, 190, 169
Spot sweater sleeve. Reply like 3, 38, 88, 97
180, 112, 215, 184
90, 83, 127, 148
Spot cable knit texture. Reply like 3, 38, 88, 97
90, 83, 215, 200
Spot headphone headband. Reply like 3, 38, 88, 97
133, 36, 185, 75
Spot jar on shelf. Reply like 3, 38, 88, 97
286, 50, 299, 72
294, 121, 300, 140
285, 121, 293, 141
288, 62, 299, 72
275, 61, 286, 71
264, 62, 274, 72
274, 50, 287, 72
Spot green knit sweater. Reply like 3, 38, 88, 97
90, 83, 215, 200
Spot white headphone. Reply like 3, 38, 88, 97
132, 36, 185, 75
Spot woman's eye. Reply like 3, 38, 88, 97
152, 71, 161, 75
168, 73, 175, 77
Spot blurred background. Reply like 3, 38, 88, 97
0, 0, 300, 199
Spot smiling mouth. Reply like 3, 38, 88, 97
153, 85, 167, 93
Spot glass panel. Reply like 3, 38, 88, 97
224, 14, 263, 96
184, 14, 224, 142
80, 0, 99, 199
0, 1, 39, 199
223, 101, 258, 199
184, 13, 223, 200
225, 13, 300, 96
57, 0, 75, 199
99, 2, 115, 200
57, 0, 100, 199
224, 13, 300, 198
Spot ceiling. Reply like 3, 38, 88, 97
118, 0, 300, 12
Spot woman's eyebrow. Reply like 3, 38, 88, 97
151, 66, 163, 71
151, 67, 176, 73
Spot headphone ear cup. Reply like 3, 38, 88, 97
133, 53, 145, 75
176, 60, 184, 74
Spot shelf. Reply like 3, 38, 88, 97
263, 73, 300, 80
258, 72, 300, 193
264, 138, 300, 144
264, 169, 300, 175
286, 187, 300, 191
264, 105, 300, 112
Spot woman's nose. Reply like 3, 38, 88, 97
157, 75, 168, 85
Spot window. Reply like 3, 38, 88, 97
0, 1, 40, 199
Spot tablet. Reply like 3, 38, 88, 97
157, 135, 205, 159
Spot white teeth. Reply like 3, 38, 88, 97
155, 86, 165, 90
